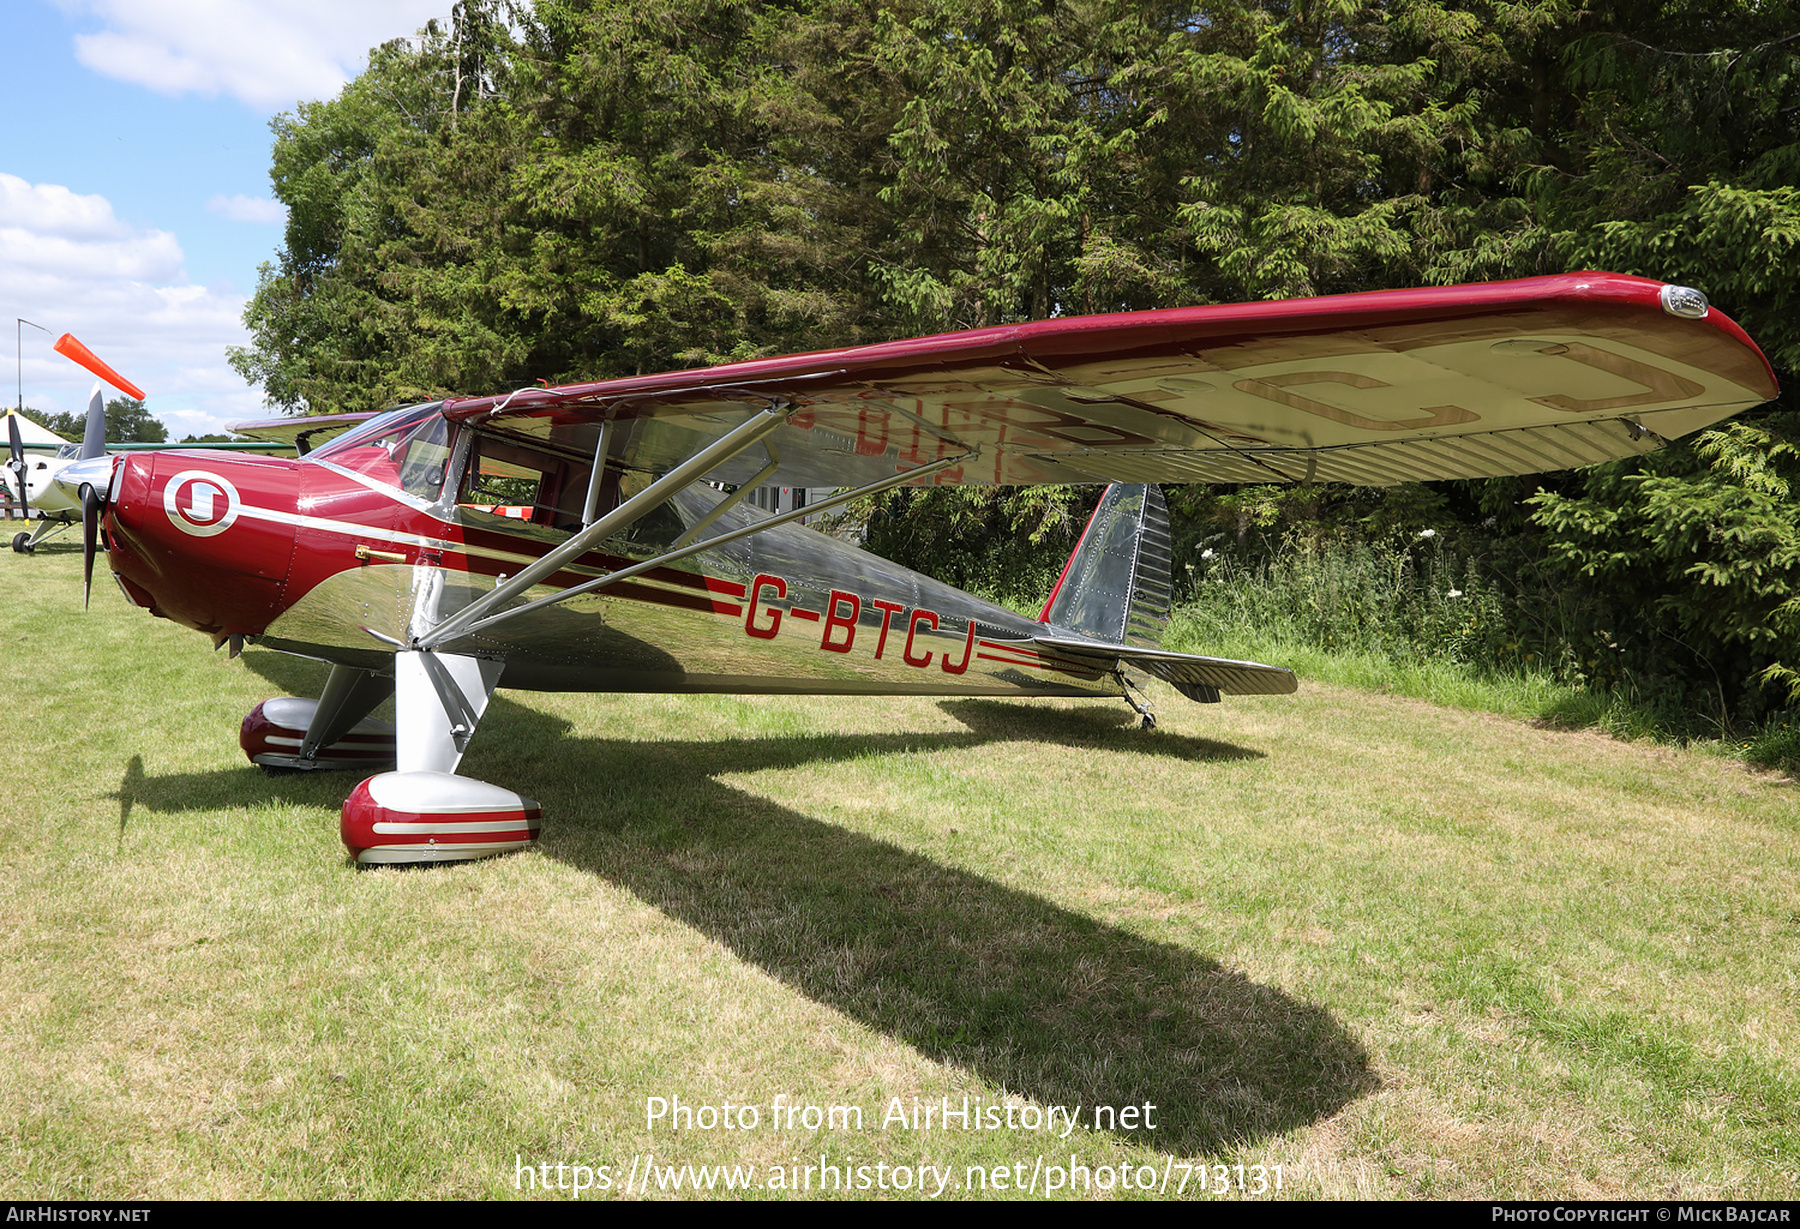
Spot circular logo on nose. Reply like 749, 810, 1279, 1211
163, 470, 242, 537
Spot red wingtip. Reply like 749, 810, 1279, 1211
53, 333, 147, 401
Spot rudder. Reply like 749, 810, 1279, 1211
1038, 484, 1173, 647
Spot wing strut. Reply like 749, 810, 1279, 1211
417, 406, 789, 649
579, 420, 610, 526
670, 441, 779, 549
422, 450, 972, 647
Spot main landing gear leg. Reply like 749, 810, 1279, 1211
14, 519, 70, 553
241, 665, 398, 772
339, 650, 540, 866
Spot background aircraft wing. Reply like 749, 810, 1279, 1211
106, 441, 293, 453
441, 272, 1778, 490
226, 412, 382, 455
1, 412, 72, 451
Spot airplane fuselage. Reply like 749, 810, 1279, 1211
12, 448, 81, 518
95, 445, 1125, 702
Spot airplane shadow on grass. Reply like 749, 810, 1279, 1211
122, 675, 1374, 1155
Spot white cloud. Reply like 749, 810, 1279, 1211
0, 174, 158, 243
206, 193, 286, 225
0, 176, 185, 282
58, 0, 452, 111
2, 174, 262, 437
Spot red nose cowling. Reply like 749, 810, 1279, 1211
105, 452, 301, 636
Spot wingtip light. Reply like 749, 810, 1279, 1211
1659, 284, 1710, 320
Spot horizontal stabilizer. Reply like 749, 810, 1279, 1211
1028, 634, 1298, 701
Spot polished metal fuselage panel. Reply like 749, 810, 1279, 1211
260, 485, 1122, 700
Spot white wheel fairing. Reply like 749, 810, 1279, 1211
163, 470, 241, 537
342, 771, 542, 865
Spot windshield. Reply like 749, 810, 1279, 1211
309, 403, 452, 499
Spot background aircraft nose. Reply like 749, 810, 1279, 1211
53, 454, 116, 503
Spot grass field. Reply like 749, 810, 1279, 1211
4, 545, 1798, 1199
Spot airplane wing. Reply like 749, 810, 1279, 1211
225, 411, 382, 455
1, 412, 71, 450
440, 273, 1777, 490
107, 440, 293, 453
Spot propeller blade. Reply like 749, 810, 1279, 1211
80, 384, 106, 461
53, 334, 146, 401
5, 415, 28, 518
81, 483, 101, 610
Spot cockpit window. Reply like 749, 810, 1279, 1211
460, 434, 597, 530
394, 415, 452, 499
309, 403, 451, 497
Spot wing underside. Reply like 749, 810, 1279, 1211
226, 411, 382, 455
436, 274, 1777, 491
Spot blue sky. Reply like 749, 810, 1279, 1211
1, 1, 447, 437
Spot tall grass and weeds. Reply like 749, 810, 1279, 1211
1166, 532, 1799, 773
849, 475, 1800, 773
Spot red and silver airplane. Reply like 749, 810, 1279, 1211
54, 273, 1779, 865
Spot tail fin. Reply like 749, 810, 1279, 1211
1030, 486, 1290, 705
1038, 484, 1173, 647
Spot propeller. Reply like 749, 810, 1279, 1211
79, 384, 106, 461
52, 451, 114, 606
81, 480, 101, 609
6, 414, 29, 519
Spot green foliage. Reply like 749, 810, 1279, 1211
234, 0, 1553, 405
1530, 414, 1800, 716
1181, 532, 1513, 668
857, 485, 1098, 610
231, 0, 895, 413
232, 0, 1799, 390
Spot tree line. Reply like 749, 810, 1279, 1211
35, 397, 167, 444
232, 0, 1800, 734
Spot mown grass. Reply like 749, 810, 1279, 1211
3, 546, 1798, 1199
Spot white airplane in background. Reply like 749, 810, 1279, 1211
6, 384, 109, 554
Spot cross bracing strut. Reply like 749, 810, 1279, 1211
431, 451, 971, 645
416, 406, 789, 650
